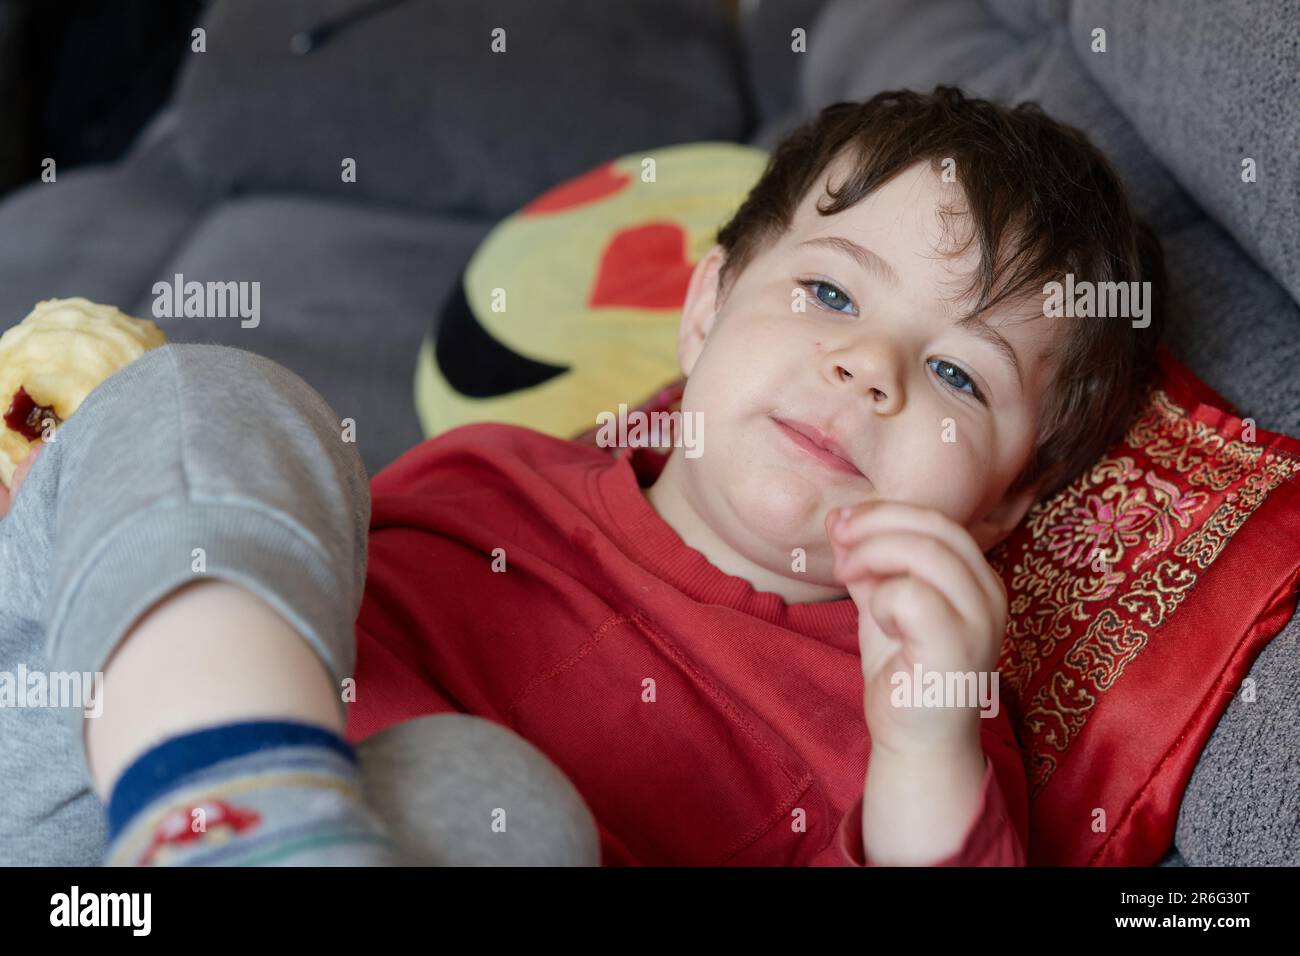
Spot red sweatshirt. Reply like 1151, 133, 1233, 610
344, 423, 1027, 866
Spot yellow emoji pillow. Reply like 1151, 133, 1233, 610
414, 142, 768, 440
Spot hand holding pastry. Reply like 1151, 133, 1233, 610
0, 444, 40, 520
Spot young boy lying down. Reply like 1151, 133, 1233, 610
0, 86, 1164, 866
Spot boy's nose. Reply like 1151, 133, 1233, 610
821, 348, 903, 413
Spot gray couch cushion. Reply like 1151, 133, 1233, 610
737, 0, 833, 126
128, 194, 492, 474
0, 152, 209, 328
983, 0, 1070, 35
1162, 220, 1300, 437
1073, 0, 1300, 304
166, 0, 754, 219
1175, 612, 1300, 865
806, 0, 1023, 104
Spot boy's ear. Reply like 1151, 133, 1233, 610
970, 480, 1041, 553
677, 244, 727, 376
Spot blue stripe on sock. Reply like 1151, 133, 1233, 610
106, 720, 356, 839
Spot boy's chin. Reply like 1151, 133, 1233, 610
726, 465, 837, 545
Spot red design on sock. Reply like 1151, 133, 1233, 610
137, 800, 262, 866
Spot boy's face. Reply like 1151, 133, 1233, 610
651, 156, 1066, 599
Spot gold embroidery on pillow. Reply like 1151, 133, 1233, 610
989, 387, 1300, 795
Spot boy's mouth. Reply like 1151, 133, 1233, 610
769, 415, 865, 478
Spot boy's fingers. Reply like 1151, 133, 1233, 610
0, 447, 37, 522
833, 530, 990, 633
830, 501, 1004, 613
0, 445, 43, 519
12, 444, 42, 491
863, 573, 965, 668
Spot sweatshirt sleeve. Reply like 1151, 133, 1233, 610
816, 715, 1029, 867
827, 755, 1025, 866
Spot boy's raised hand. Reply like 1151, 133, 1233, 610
0, 445, 42, 521
825, 500, 1008, 758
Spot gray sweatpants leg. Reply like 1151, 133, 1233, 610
0, 343, 597, 866
1, 343, 368, 866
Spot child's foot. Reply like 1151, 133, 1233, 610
104, 720, 405, 866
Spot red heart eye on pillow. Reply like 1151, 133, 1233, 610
587, 222, 696, 311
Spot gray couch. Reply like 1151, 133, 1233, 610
0, 0, 1295, 865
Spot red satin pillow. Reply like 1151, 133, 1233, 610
580, 344, 1300, 866
987, 345, 1300, 864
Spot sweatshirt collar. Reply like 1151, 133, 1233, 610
589, 447, 860, 646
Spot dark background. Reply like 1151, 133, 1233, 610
0, 0, 204, 196
0, 0, 763, 200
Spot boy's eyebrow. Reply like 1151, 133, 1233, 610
798, 235, 901, 288
956, 312, 1024, 393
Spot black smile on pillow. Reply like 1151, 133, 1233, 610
433, 279, 568, 398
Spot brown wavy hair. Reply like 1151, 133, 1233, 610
714, 86, 1166, 501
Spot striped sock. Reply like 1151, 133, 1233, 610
104, 720, 403, 866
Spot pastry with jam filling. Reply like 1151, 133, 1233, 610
0, 298, 166, 487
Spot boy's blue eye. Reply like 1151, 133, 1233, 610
794, 279, 985, 404
802, 280, 858, 315
929, 358, 985, 403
